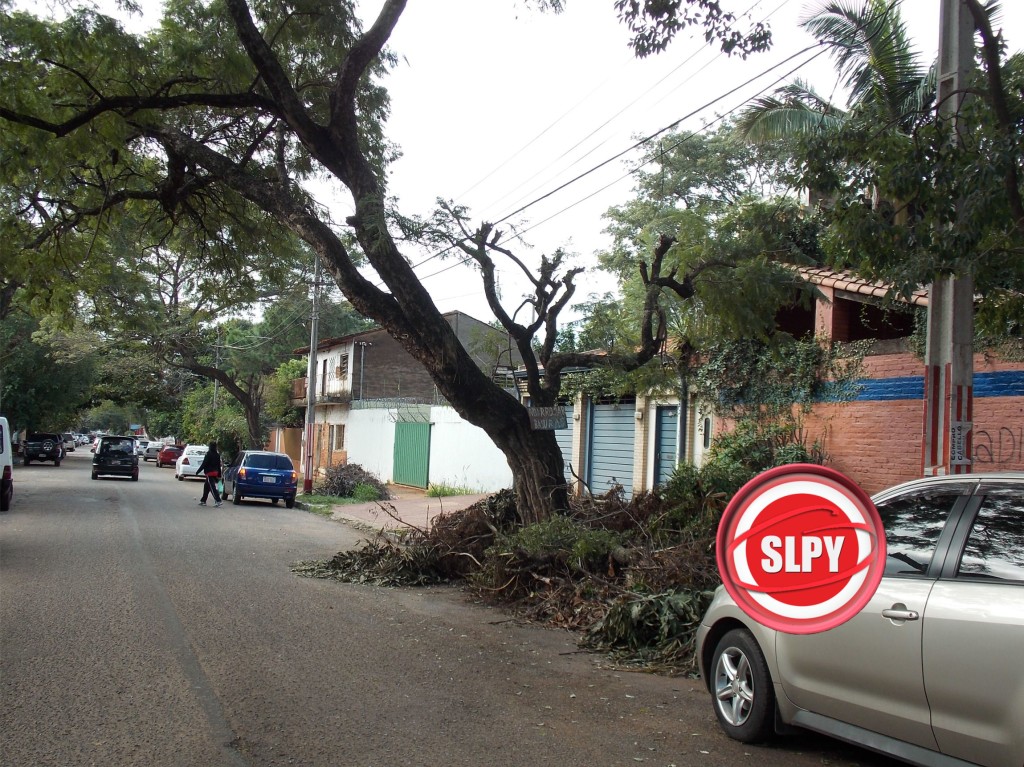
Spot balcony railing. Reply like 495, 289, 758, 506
290, 372, 351, 406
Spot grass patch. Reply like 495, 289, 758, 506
298, 493, 383, 517
426, 482, 477, 497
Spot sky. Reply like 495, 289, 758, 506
367, 0, 1024, 323
72, 0, 1024, 323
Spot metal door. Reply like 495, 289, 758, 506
653, 405, 678, 486
586, 401, 635, 498
554, 405, 574, 482
393, 421, 430, 488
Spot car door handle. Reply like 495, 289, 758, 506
882, 605, 920, 622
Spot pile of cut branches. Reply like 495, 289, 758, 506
291, 484, 723, 674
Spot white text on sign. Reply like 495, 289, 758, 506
761, 535, 845, 573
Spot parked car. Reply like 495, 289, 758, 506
133, 439, 149, 456
156, 444, 183, 468
175, 444, 209, 480
62, 433, 77, 452
21, 432, 65, 466
91, 435, 140, 481
1, 416, 13, 512
695, 472, 1024, 767
223, 450, 297, 508
143, 442, 164, 462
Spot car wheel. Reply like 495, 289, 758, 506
156, 461, 162, 468
177, 474, 183, 481
232, 491, 241, 505
131, 474, 138, 482
54, 459, 61, 467
23, 457, 30, 466
271, 498, 279, 506
710, 628, 775, 743
91, 472, 98, 480
285, 496, 295, 509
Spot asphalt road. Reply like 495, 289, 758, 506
0, 449, 901, 767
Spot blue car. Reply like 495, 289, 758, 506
223, 450, 298, 508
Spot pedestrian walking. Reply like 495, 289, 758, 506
196, 441, 223, 507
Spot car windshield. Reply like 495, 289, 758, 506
245, 454, 293, 470
100, 438, 135, 454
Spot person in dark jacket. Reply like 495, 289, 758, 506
195, 442, 222, 506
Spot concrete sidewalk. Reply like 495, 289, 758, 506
310, 485, 491, 532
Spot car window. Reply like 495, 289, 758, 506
244, 454, 292, 470
957, 490, 1024, 583
101, 438, 134, 453
876, 485, 968, 577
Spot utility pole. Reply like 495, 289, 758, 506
923, 0, 975, 476
303, 257, 321, 494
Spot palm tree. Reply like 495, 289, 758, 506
737, 0, 934, 143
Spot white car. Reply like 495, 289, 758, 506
175, 444, 209, 480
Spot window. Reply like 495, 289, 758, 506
957, 489, 1024, 583
244, 453, 293, 470
333, 425, 345, 451
336, 353, 349, 380
875, 485, 969, 576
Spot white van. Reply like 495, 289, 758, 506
1, 416, 13, 512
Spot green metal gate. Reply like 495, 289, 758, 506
393, 421, 431, 488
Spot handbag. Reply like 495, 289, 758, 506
216, 478, 225, 494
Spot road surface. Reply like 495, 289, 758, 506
0, 449, 899, 766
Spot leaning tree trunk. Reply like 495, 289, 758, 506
488, 416, 570, 526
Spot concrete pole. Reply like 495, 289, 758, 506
922, 0, 975, 476
303, 257, 321, 493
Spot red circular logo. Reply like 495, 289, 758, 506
716, 464, 886, 634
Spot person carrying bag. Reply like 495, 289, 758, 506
196, 441, 223, 507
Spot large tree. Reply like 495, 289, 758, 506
0, 1, 773, 522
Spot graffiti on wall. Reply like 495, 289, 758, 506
974, 427, 1024, 466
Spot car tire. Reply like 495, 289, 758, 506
710, 628, 776, 744
131, 474, 138, 482
23, 457, 30, 466
156, 461, 162, 468
177, 474, 184, 481
91, 472, 98, 480
285, 496, 295, 509
232, 491, 241, 505
54, 459, 61, 467
271, 498, 279, 506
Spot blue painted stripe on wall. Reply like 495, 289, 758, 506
851, 371, 1024, 402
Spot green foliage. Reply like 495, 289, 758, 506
352, 483, 382, 502
692, 336, 865, 420
580, 588, 714, 670
179, 382, 247, 451
0, 308, 96, 430
490, 515, 623, 576
264, 357, 308, 427
426, 482, 477, 497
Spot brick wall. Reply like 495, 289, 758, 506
800, 351, 1024, 494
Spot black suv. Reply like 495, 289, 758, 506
22, 432, 65, 466
92, 435, 139, 481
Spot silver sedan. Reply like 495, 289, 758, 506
695, 472, 1024, 767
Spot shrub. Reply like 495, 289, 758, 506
314, 463, 389, 499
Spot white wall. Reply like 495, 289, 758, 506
345, 408, 396, 481
429, 406, 513, 491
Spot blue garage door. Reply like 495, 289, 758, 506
653, 405, 679, 487
554, 405, 574, 482
587, 401, 635, 498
